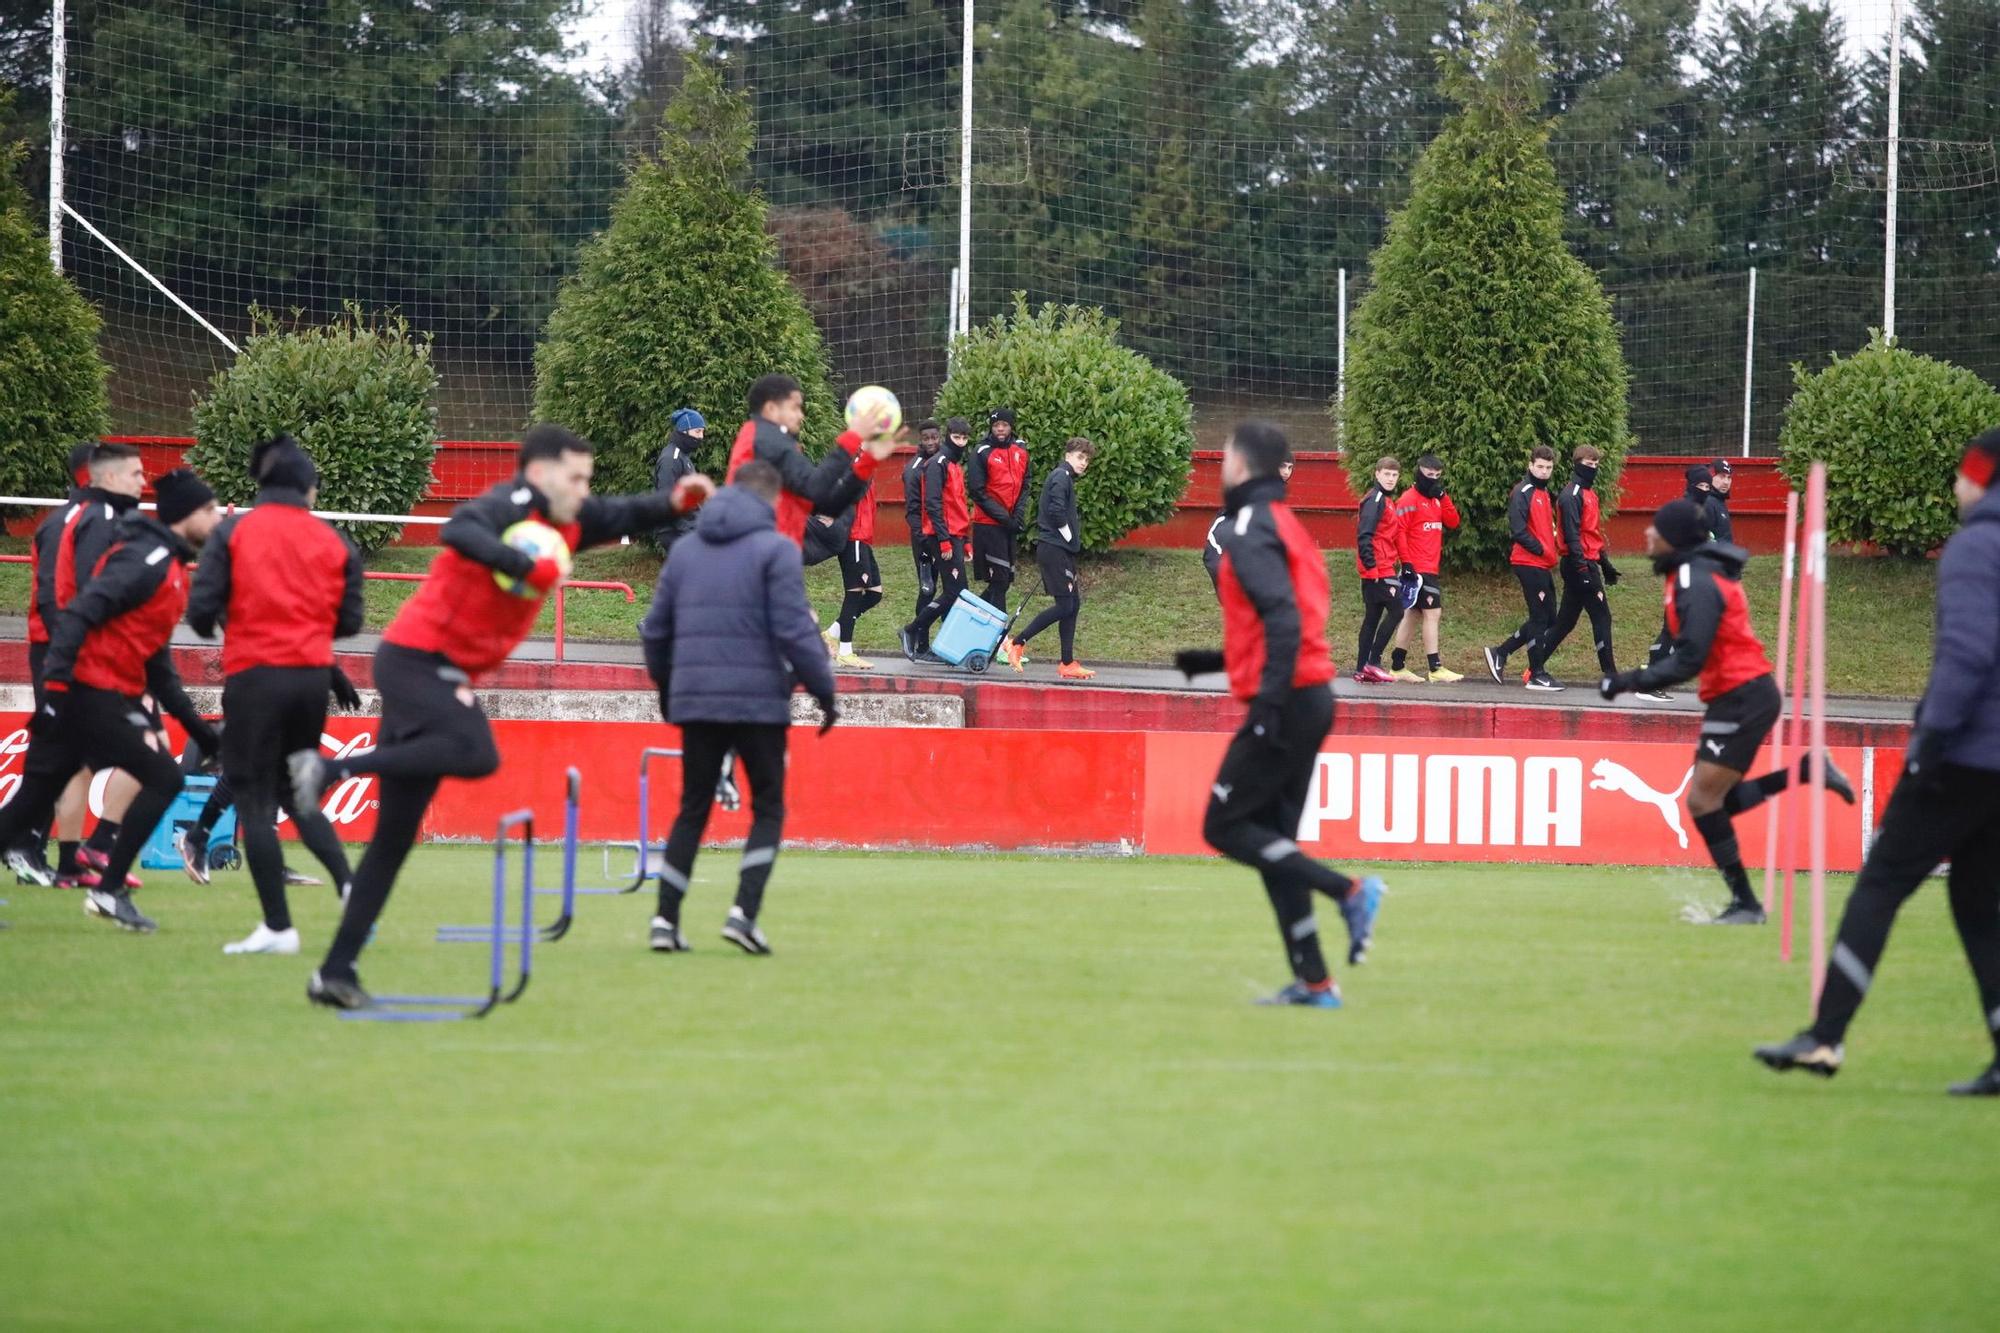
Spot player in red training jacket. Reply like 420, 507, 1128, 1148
965, 406, 1031, 607
1352, 454, 1403, 683
1600, 499, 1854, 925
1173, 421, 1384, 1009
1385, 454, 1463, 683
1483, 444, 1565, 691
1538, 444, 1627, 684
290, 425, 714, 1011
725, 373, 898, 546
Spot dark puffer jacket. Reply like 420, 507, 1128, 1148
640, 485, 837, 726
1916, 485, 2000, 772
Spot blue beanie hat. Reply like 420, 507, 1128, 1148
672, 408, 706, 433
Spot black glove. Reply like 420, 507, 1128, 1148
1598, 556, 1621, 586
1247, 696, 1287, 753
1563, 554, 1592, 577
187, 717, 223, 758
814, 695, 839, 737
32, 681, 70, 740
655, 688, 672, 724
1600, 671, 1637, 701
183, 718, 224, 775
329, 665, 362, 712
1905, 728, 1946, 788
1172, 649, 1226, 679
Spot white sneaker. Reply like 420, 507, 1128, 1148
223, 924, 301, 955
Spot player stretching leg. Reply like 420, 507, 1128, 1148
289, 426, 713, 1010
1600, 499, 1854, 925
1175, 421, 1383, 1007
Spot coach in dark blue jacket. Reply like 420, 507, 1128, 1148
1758, 427, 2000, 1094
638, 460, 838, 957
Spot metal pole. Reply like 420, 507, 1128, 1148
957, 0, 974, 338
1337, 267, 1348, 407
48, 0, 66, 271
1884, 0, 1904, 341
1741, 266, 1756, 457
1806, 464, 1830, 1007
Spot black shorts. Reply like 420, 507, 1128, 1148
1036, 544, 1078, 598
1697, 674, 1782, 771
972, 526, 1016, 582
802, 514, 849, 568
837, 539, 880, 590
1414, 574, 1443, 611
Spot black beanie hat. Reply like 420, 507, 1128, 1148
258, 437, 318, 493
1653, 498, 1708, 551
154, 468, 216, 526
1709, 457, 1733, 476
1685, 464, 1712, 490
989, 406, 1017, 427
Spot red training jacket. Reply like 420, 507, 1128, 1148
849, 476, 877, 546
1391, 488, 1459, 575
1557, 475, 1605, 562
1507, 476, 1561, 570
1354, 483, 1402, 578
1654, 549, 1774, 702
966, 435, 1030, 530
1217, 476, 1335, 702
726, 418, 877, 548
53, 519, 192, 697
185, 491, 364, 674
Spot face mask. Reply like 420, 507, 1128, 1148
1416, 473, 1444, 498
1574, 463, 1598, 488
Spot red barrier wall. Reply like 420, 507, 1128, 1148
8, 438, 1788, 553
0, 714, 1888, 870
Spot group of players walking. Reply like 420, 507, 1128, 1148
7, 397, 1999, 1094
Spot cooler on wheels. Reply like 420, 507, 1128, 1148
928, 591, 1012, 674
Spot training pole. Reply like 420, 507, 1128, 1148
1806, 465, 1830, 1006
1763, 488, 1799, 939
1780, 482, 1815, 961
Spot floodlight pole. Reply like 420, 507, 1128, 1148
957, 0, 974, 339
48, 0, 66, 271
1337, 268, 1348, 407
1884, 0, 1904, 341
1741, 266, 1756, 457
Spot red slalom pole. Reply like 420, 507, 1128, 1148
1763, 488, 1799, 943
1806, 464, 1830, 1007
1780, 488, 1813, 962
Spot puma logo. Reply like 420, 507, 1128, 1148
1704, 739, 1726, 757
1212, 783, 1233, 803
1589, 759, 1695, 848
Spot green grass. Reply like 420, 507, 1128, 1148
4, 533, 1940, 696
1, 848, 1993, 1329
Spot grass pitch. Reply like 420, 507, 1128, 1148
1, 848, 1993, 1330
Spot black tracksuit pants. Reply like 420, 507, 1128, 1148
320, 643, 500, 981
1202, 684, 1355, 985
973, 526, 1016, 608
1810, 765, 2000, 1057
908, 540, 938, 649
1498, 566, 1559, 671
1541, 559, 1617, 674
1357, 578, 1404, 669
656, 721, 789, 923
0, 684, 181, 895
910, 538, 967, 636
221, 666, 353, 931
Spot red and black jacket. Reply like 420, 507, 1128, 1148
50, 487, 140, 632
1556, 469, 1606, 563
1216, 475, 1335, 703
1391, 486, 1459, 575
922, 441, 972, 552
1632, 541, 1773, 703
27, 485, 87, 644
43, 514, 213, 745
1508, 474, 1561, 569
847, 474, 878, 546
966, 433, 1030, 532
725, 417, 877, 548
902, 448, 934, 551
186, 486, 364, 674
385, 477, 686, 680
1355, 481, 1402, 579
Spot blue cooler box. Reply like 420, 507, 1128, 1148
930, 591, 1010, 671
139, 775, 239, 870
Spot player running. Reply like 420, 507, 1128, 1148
1352, 455, 1404, 683
16, 443, 97, 886
966, 406, 1031, 607
185, 435, 362, 956
1483, 445, 1565, 691
0, 470, 222, 931
1599, 498, 1853, 925
1205, 454, 1293, 592
1756, 430, 2000, 1092
1173, 421, 1383, 1008
288, 425, 715, 1010
1386, 454, 1463, 682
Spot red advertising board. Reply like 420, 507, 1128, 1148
0, 715, 1884, 870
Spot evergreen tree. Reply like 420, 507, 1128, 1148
1340, 0, 1630, 568
533, 53, 841, 501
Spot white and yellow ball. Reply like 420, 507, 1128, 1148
844, 384, 903, 437
492, 519, 572, 597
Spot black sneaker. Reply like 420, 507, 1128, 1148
1754, 1032, 1843, 1078
649, 916, 689, 952
1525, 672, 1564, 692
1801, 752, 1857, 805
7, 846, 56, 888
83, 887, 157, 933
1482, 645, 1507, 684
1705, 902, 1768, 926
898, 623, 920, 663
721, 909, 771, 955
307, 969, 373, 1011
175, 829, 211, 885
1634, 689, 1675, 703
1948, 1061, 2000, 1097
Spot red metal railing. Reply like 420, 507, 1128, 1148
360, 571, 635, 662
